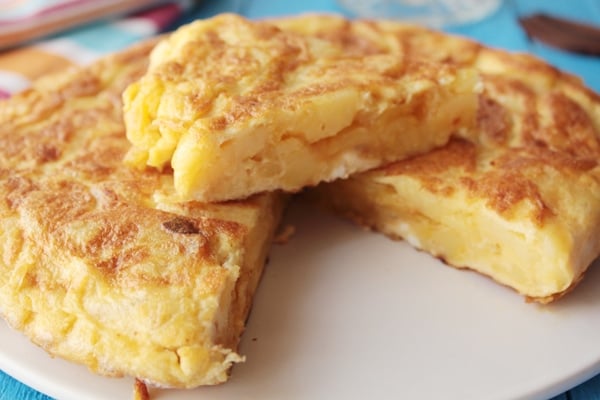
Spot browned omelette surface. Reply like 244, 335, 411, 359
287, 15, 600, 302
123, 13, 479, 202
0, 40, 285, 387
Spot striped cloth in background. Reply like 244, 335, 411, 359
0, 0, 193, 98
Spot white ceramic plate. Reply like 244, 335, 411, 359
2, 201, 600, 400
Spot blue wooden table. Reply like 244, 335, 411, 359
1, 0, 599, 399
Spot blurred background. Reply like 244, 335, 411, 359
0, 0, 599, 96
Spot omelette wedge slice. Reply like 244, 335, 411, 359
123, 13, 479, 202
298, 15, 600, 303
0, 40, 285, 388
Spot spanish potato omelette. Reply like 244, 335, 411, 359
294, 15, 600, 303
123, 13, 479, 202
0, 40, 285, 388
2, 12, 599, 399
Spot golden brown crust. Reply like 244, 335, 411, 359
0, 38, 285, 387
132, 15, 463, 137
382, 139, 477, 197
